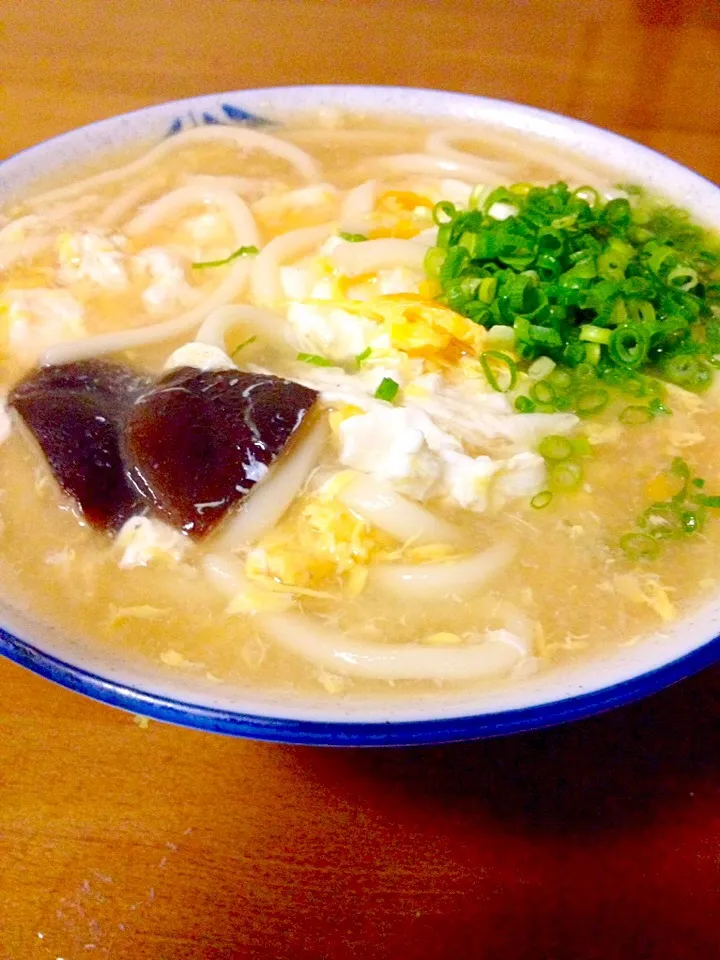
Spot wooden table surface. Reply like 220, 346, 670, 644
1, 2, 719, 958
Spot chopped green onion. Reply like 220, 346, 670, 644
627, 300, 656, 325
666, 265, 698, 291
528, 356, 556, 380
297, 353, 334, 367
339, 232, 369, 242
478, 276, 498, 303
574, 363, 596, 381
231, 335, 257, 359
424, 246, 446, 279
680, 508, 705, 533
432, 201, 456, 225
648, 396, 671, 416
548, 458, 583, 491
375, 377, 400, 402
572, 185, 600, 208
485, 325, 515, 347
620, 532, 660, 561
468, 185, 489, 210
514, 395, 535, 413
575, 388, 609, 417
603, 197, 632, 228
579, 325, 612, 345
660, 354, 712, 393
670, 457, 691, 501
422, 180, 720, 404
585, 343, 602, 365
608, 325, 650, 368
621, 456, 720, 562
538, 435, 573, 461
531, 490, 553, 509
548, 367, 573, 390
479, 351, 518, 393
640, 502, 686, 539
619, 404, 654, 425
571, 436, 594, 458
622, 375, 649, 397
694, 493, 720, 508
553, 394, 574, 411
192, 245, 259, 269
530, 380, 555, 404
355, 347, 372, 367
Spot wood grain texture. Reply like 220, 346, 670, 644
1, 2, 719, 958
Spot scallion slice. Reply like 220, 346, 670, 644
620, 532, 660, 561
479, 351, 518, 393
297, 353, 334, 367
575, 388, 609, 417
192, 245, 259, 269
531, 490, 553, 509
579, 325, 612, 345
529, 380, 555, 405
339, 232, 369, 242
619, 405, 654, 425
231, 335, 257, 359
355, 347, 372, 367
538, 435, 573, 461
549, 459, 583, 491
375, 377, 399, 402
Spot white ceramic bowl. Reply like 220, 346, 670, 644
1, 86, 719, 745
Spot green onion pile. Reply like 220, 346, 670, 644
425, 183, 720, 402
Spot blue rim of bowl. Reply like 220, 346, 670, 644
1, 621, 719, 745
2, 86, 720, 745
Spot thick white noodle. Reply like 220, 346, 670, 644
97, 175, 166, 228
425, 128, 515, 170
260, 614, 525, 681
27, 125, 322, 210
0, 214, 43, 244
195, 304, 290, 352
40, 256, 252, 364
214, 417, 328, 549
338, 474, 464, 545
426, 127, 604, 187
204, 553, 254, 599
339, 179, 377, 232
21, 194, 105, 225
371, 542, 515, 600
252, 184, 339, 219
357, 153, 507, 185
0, 236, 53, 272
250, 223, 335, 305
329, 237, 427, 276
123, 183, 260, 246
479, 596, 534, 647
181, 174, 280, 197
203, 553, 528, 681
40, 186, 259, 365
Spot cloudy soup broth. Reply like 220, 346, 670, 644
1, 110, 720, 701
